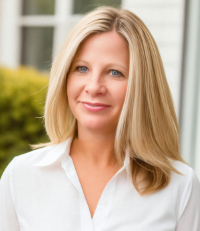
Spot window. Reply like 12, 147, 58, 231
0, 0, 121, 71
21, 27, 54, 71
73, 0, 121, 14
20, 0, 56, 71
22, 0, 55, 15
19, 0, 122, 71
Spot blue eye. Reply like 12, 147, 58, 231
112, 70, 119, 75
77, 66, 88, 73
111, 70, 122, 77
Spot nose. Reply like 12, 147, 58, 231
84, 74, 106, 96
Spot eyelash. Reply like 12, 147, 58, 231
75, 66, 123, 78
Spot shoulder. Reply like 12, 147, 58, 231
169, 160, 200, 193
0, 146, 51, 198
170, 160, 199, 185
0, 146, 52, 180
1, 138, 72, 180
169, 159, 196, 180
170, 160, 200, 219
171, 160, 194, 176
11, 146, 53, 169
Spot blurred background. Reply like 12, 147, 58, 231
0, 0, 199, 178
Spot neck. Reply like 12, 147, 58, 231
70, 126, 119, 168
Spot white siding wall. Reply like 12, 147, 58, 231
122, 0, 185, 117
180, 0, 200, 177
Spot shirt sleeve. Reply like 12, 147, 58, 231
0, 159, 21, 231
176, 169, 200, 231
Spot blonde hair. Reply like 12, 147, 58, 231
39, 6, 186, 195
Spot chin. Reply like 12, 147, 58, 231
79, 118, 115, 132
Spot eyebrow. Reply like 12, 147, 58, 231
108, 63, 129, 72
73, 60, 129, 72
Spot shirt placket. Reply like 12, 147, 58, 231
61, 156, 93, 231
92, 166, 127, 231
61, 155, 127, 231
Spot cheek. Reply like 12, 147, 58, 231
67, 75, 84, 110
67, 76, 77, 109
67, 76, 78, 100
67, 78, 72, 103
112, 82, 128, 108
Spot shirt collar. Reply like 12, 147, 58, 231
34, 136, 131, 177
33, 137, 73, 167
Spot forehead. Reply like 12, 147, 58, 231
72, 31, 129, 69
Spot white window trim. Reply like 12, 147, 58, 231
53, 0, 82, 59
0, 0, 22, 68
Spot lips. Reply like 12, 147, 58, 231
82, 101, 109, 107
81, 101, 110, 112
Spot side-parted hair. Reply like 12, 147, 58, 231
39, 6, 186, 195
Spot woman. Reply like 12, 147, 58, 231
0, 6, 200, 231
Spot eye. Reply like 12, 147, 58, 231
76, 66, 88, 73
110, 70, 123, 77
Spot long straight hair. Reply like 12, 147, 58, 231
37, 6, 186, 195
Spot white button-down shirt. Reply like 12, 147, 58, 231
0, 137, 200, 231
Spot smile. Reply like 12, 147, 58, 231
81, 102, 110, 112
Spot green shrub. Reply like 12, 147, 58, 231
0, 66, 50, 177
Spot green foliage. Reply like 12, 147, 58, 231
0, 66, 50, 177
